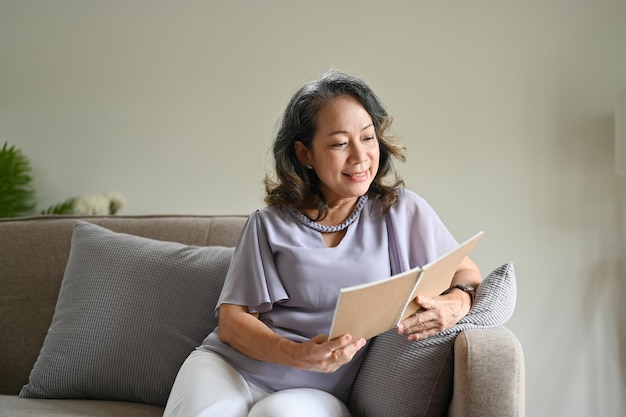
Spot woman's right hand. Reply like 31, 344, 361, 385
289, 333, 367, 373
218, 304, 366, 373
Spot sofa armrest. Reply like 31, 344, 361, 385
449, 327, 525, 417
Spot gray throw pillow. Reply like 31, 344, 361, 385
348, 262, 517, 417
20, 221, 234, 406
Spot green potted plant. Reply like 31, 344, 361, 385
0, 141, 126, 217
0, 142, 36, 217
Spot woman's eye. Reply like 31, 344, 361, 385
331, 142, 347, 148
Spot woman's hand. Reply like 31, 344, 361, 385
218, 304, 366, 373
289, 334, 367, 373
397, 256, 481, 341
396, 290, 471, 342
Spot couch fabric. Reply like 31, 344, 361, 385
0, 215, 525, 417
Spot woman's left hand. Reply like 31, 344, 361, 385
397, 290, 471, 342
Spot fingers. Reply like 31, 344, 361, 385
328, 348, 343, 367
326, 334, 366, 354
325, 335, 367, 370
398, 292, 470, 341
298, 333, 367, 373
397, 296, 441, 341
415, 294, 437, 310
397, 313, 438, 339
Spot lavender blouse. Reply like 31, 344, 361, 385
198, 188, 457, 402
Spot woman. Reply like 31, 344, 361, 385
164, 70, 482, 417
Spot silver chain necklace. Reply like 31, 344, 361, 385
289, 194, 368, 233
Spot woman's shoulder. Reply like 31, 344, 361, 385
236, 205, 301, 249
255, 204, 288, 219
381, 187, 443, 225
248, 204, 296, 230
390, 187, 431, 211
365, 187, 429, 217
396, 187, 425, 202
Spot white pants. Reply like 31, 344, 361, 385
163, 350, 351, 417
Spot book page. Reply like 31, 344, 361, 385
327, 231, 484, 341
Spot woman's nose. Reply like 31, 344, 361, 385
349, 143, 367, 164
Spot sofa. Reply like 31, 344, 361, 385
0, 215, 525, 417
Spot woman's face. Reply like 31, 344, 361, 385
296, 94, 380, 206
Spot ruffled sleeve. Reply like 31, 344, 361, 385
215, 210, 289, 314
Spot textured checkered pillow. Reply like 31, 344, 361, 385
20, 221, 233, 406
348, 262, 517, 417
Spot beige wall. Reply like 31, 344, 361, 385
2, 1, 625, 415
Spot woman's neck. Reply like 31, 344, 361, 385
304, 197, 358, 227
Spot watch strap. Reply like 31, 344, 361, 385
442, 283, 476, 304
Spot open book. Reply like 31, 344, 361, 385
328, 231, 484, 341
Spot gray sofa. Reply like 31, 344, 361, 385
0, 215, 525, 417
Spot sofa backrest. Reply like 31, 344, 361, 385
0, 215, 247, 395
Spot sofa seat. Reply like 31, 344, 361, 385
0, 395, 163, 417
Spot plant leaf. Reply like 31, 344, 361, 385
0, 142, 36, 217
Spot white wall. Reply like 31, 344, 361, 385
2, 1, 625, 415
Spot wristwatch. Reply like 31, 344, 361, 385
442, 283, 476, 304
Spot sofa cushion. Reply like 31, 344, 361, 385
19, 221, 233, 406
348, 262, 516, 417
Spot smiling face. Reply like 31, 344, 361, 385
295, 94, 380, 207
